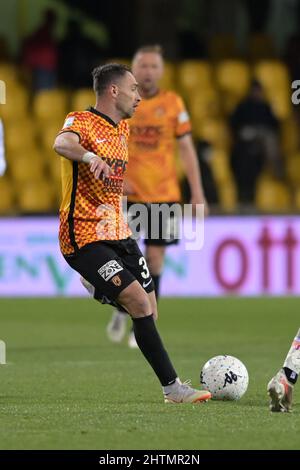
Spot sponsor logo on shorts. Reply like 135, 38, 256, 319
111, 275, 122, 286
98, 260, 123, 281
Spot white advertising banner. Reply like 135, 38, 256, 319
0, 216, 299, 296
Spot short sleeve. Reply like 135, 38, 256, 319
174, 94, 192, 138
58, 111, 90, 145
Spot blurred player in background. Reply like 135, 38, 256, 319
267, 327, 300, 412
53, 63, 211, 404
105, 45, 207, 347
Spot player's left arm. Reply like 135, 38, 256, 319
178, 134, 209, 216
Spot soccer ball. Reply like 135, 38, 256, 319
200, 355, 249, 400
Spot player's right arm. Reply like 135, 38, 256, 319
53, 131, 113, 180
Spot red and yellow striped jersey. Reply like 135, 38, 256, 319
57, 107, 131, 255
126, 90, 191, 202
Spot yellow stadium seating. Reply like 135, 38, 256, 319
215, 60, 250, 96
294, 187, 300, 211
0, 85, 29, 121
253, 61, 290, 93
4, 119, 36, 154
159, 61, 176, 90
189, 88, 221, 123
256, 178, 292, 212
286, 154, 300, 186
0, 176, 15, 213
177, 61, 212, 95
218, 181, 237, 212
33, 89, 68, 122
9, 149, 45, 183
48, 151, 61, 182
16, 180, 56, 213
194, 119, 230, 149
209, 34, 237, 60
39, 122, 62, 153
280, 118, 300, 156
0, 63, 19, 83
215, 60, 251, 113
209, 149, 232, 182
71, 88, 95, 111
267, 89, 292, 120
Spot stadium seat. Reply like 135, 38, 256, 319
209, 34, 237, 60
4, 119, 36, 153
248, 34, 275, 61
177, 61, 212, 96
39, 123, 62, 153
9, 149, 45, 183
215, 60, 251, 113
16, 180, 56, 213
218, 180, 237, 212
0, 176, 15, 213
189, 88, 221, 123
286, 154, 300, 186
294, 187, 300, 212
267, 89, 292, 120
71, 88, 95, 111
0, 63, 19, 83
33, 89, 68, 122
280, 118, 300, 156
159, 61, 176, 90
0, 85, 29, 121
253, 61, 290, 93
48, 151, 61, 183
256, 178, 292, 212
209, 149, 232, 182
193, 119, 230, 150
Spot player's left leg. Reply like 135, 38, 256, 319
267, 327, 300, 412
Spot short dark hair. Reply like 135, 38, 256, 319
133, 44, 164, 61
92, 63, 131, 96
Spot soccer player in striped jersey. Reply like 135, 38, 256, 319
53, 63, 211, 404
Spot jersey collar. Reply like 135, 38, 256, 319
87, 106, 118, 128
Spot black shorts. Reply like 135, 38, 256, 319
64, 237, 154, 308
126, 202, 180, 246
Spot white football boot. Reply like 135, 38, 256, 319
267, 369, 293, 412
163, 378, 211, 404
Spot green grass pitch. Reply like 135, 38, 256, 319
0, 297, 299, 450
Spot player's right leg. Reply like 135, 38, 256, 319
267, 328, 300, 412
79, 275, 128, 342
116, 281, 211, 404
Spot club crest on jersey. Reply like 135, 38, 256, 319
98, 260, 123, 281
63, 116, 75, 128
111, 274, 122, 286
